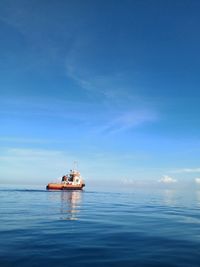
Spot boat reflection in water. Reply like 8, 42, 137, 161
60, 191, 83, 220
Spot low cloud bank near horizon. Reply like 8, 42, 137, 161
1, 147, 200, 188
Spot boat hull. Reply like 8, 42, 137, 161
46, 183, 85, 190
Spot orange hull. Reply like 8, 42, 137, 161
46, 183, 85, 190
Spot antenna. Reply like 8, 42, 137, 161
73, 161, 78, 170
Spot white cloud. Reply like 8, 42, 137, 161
195, 178, 200, 184
158, 175, 177, 184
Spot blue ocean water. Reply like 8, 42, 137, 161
1, 186, 200, 267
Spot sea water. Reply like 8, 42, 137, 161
0, 185, 200, 267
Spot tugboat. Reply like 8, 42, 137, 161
46, 169, 85, 190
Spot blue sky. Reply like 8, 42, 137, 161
1, 0, 200, 187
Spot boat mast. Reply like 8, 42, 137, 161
73, 161, 78, 171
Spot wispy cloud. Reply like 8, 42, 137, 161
170, 168, 200, 174
66, 42, 153, 105
65, 35, 153, 111
0, 137, 63, 144
0, 148, 69, 168
0, 96, 102, 131
99, 109, 158, 134
158, 175, 177, 184
0, 148, 75, 183
65, 42, 160, 136
64, 32, 162, 138
66, 60, 131, 101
